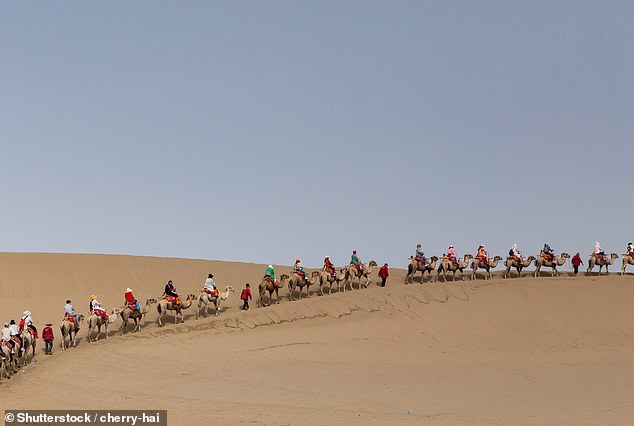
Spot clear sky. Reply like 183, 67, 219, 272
1, 1, 632, 268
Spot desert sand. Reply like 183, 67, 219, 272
1, 252, 634, 425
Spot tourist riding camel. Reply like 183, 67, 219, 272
288, 270, 319, 301
64, 300, 81, 330
415, 244, 426, 265
534, 252, 569, 277
323, 256, 335, 276
594, 241, 605, 261
621, 243, 634, 275
124, 288, 140, 312
471, 255, 503, 280
114, 298, 157, 334
258, 273, 288, 307
406, 256, 438, 283
476, 245, 490, 265
90, 295, 109, 320
345, 260, 378, 289
542, 243, 555, 261
446, 245, 457, 264
163, 280, 181, 307
503, 255, 536, 279
196, 286, 234, 318
351, 250, 362, 271
156, 293, 196, 326
60, 312, 84, 350
587, 252, 618, 276
509, 244, 523, 263
293, 258, 307, 280
435, 254, 473, 282
203, 274, 218, 296
20, 311, 38, 339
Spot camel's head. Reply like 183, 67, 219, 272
111, 308, 121, 315
187, 293, 198, 300
78, 314, 85, 321
527, 255, 536, 261
225, 285, 235, 293
561, 253, 570, 259
493, 256, 503, 261
147, 298, 158, 305
611, 253, 619, 259
369, 260, 378, 267
465, 254, 473, 259
279, 274, 290, 281
430, 256, 438, 262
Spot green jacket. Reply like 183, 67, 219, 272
265, 266, 275, 279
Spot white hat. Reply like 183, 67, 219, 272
126, 288, 132, 293
268, 264, 273, 268
23, 311, 31, 316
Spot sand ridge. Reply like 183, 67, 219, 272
1, 253, 634, 425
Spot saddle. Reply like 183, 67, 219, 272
595, 253, 605, 261
264, 276, 274, 284
543, 253, 553, 261
165, 295, 181, 305
513, 256, 521, 263
93, 309, 108, 319
448, 256, 457, 265
204, 288, 219, 297
414, 257, 424, 265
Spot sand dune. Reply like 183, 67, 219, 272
1, 253, 634, 425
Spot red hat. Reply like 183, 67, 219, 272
353, 250, 357, 254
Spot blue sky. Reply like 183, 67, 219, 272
1, 1, 632, 268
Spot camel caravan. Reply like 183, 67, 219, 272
405, 242, 634, 282
2, 244, 633, 382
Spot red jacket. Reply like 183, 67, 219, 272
42, 326, 54, 340
571, 254, 583, 266
378, 265, 389, 279
241, 288, 252, 300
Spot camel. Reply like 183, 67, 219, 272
112, 299, 157, 335
344, 260, 378, 290
196, 286, 234, 318
533, 252, 570, 277
87, 311, 118, 343
318, 268, 347, 295
621, 253, 634, 275
586, 252, 618, 276
470, 256, 503, 280
435, 254, 473, 282
19, 328, 38, 366
60, 314, 85, 350
1, 340, 19, 379
156, 293, 197, 326
288, 271, 320, 301
406, 256, 438, 284
503, 255, 537, 279
257, 274, 289, 307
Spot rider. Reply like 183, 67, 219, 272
447, 245, 457, 264
124, 288, 140, 311
264, 264, 275, 283
20, 311, 39, 338
293, 258, 307, 280
203, 274, 217, 296
323, 256, 335, 276
510, 244, 523, 262
477, 245, 490, 265
351, 250, 362, 270
594, 241, 605, 259
164, 280, 181, 306
415, 244, 427, 265
64, 300, 81, 329
9, 320, 22, 351
1, 323, 10, 358
543, 243, 555, 261
627, 243, 634, 257
90, 296, 109, 319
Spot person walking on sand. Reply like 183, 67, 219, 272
42, 322, 54, 355
240, 283, 252, 311
378, 263, 389, 287
571, 253, 583, 276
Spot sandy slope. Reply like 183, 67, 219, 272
1, 253, 634, 425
